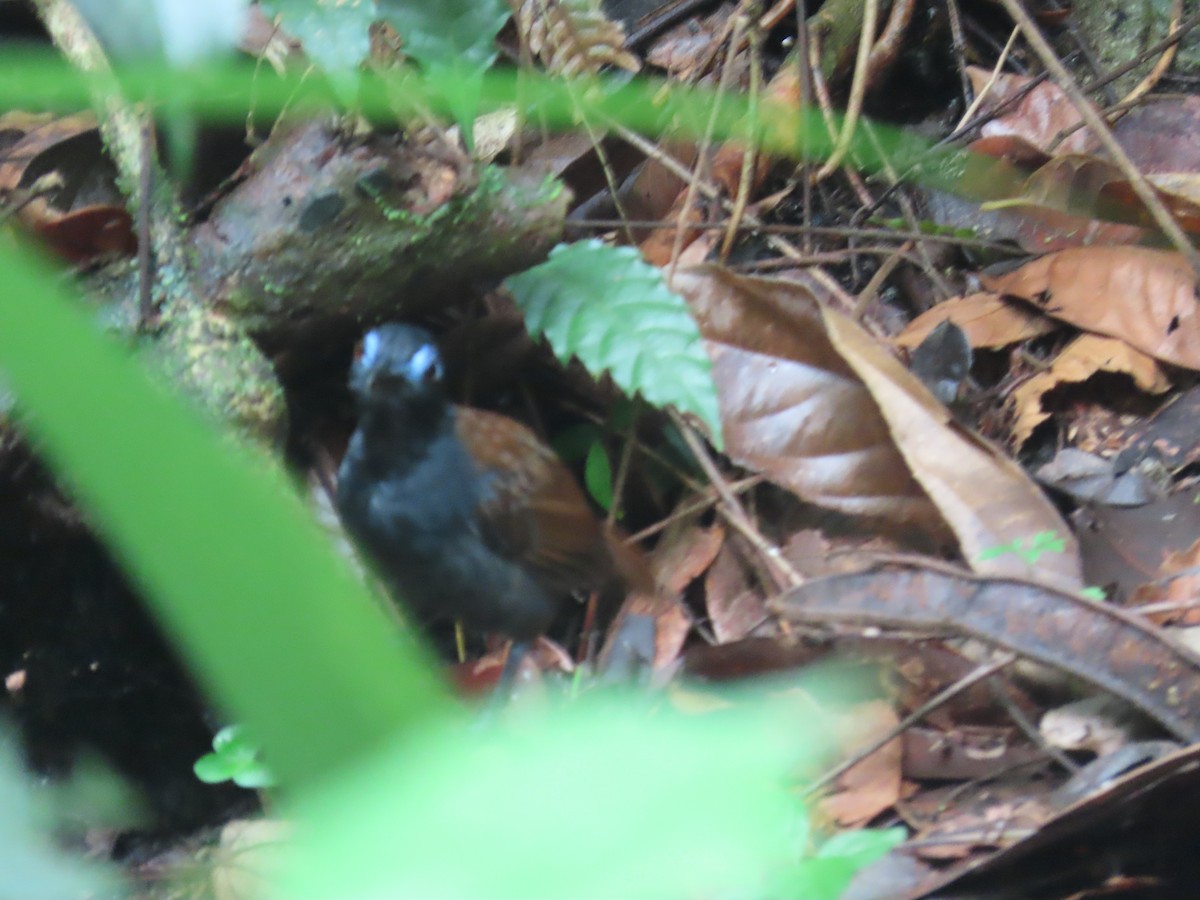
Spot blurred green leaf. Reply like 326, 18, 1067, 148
276, 688, 843, 899
771, 827, 906, 899
75, 0, 246, 66
506, 240, 724, 449
0, 241, 452, 788
376, 0, 507, 71
376, 0, 510, 149
262, 0, 375, 101
0, 733, 119, 899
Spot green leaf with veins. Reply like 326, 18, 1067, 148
506, 240, 723, 448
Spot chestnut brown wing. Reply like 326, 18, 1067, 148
454, 406, 613, 597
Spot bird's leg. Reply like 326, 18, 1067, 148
454, 619, 468, 663
493, 638, 533, 703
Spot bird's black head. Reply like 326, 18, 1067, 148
349, 323, 446, 414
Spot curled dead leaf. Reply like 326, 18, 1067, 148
894, 293, 1057, 351
1010, 334, 1171, 447
982, 247, 1200, 370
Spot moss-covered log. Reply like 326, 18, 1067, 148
188, 119, 569, 365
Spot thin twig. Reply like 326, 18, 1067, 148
1120, 0, 1183, 105
720, 5, 763, 262
668, 0, 753, 278
813, 0, 878, 180
805, 651, 1019, 795
136, 116, 154, 331
670, 409, 805, 589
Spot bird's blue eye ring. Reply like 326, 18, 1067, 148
359, 330, 381, 369
406, 343, 443, 383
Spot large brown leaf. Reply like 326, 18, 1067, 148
676, 267, 1082, 589
823, 308, 1082, 590
982, 247, 1200, 370
676, 267, 942, 535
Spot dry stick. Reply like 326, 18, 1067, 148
854, 119, 957, 301
668, 1, 753, 279
615, 117, 880, 321
813, 0, 879, 180
986, 678, 1080, 773
795, 0, 815, 254
954, 27, 1020, 131
569, 217, 1018, 251
32, 0, 186, 275
1120, 0, 1183, 106
719, 6, 763, 262
613, 123, 806, 264
804, 651, 1020, 795
996, 0, 1200, 275
136, 117, 154, 331
933, 7, 1200, 158
740, 247, 933, 270
532, 0, 640, 247
606, 398, 641, 530
577, 110, 639, 247
850, 239, 912, 321
806, 32, 875, 207
945, 0, 974, 110
863, 0, 915, 87
670, 409, 805, 589
627, 475, 765, 543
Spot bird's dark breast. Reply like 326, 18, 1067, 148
336, 427, 560, 637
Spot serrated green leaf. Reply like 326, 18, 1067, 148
262, 0, 375, 102
505, 240, 723, 448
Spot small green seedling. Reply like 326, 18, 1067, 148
194, 725, 277, 789
977, 531, 1065, 566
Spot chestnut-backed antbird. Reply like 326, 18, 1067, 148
336, 323, 636, 684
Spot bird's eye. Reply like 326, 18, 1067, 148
407, 343, 443, 383
359, 330, 381, 368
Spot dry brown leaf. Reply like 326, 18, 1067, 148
966, 67, 1093, 155
822, 308, 1082, 590
967, 144, 1197, 247
705, 541, 770, 643
678, 266, 1082, 589
512, 0, 639, 76
676, 267, 944, 536
1130, 537, 1200, 625
1010, 334, 1171, 446
1111, 96, 1200, 179
653, 522, 726, 596
895, 293, 1057, 350
982, 247, 1200, 370
818, 700, 903, 828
